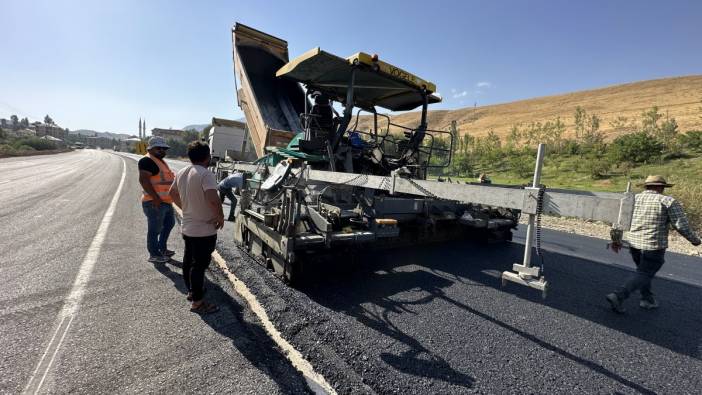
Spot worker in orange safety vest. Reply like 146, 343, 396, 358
138, 136, 176, 263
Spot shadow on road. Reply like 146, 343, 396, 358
295, 240, 701, 393
152, 260, 310, 394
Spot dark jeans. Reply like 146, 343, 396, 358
219, 187, 237, 220
615, 248, 665, 301
142, 201, 175, 257
182, 234, 217, 302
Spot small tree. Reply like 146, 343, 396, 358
659, 112, 679, 152
10, 115, 19, 130
641, 106, 662, 135
509, 152, 534, 178
44, 115, 54, 125
572, 107, 603, 152
574, 106, 586, 141
450, 154, 474, 177
201, 125, 213, 142
20, 117, 29, 128
165, 138, 187, 157
678, 130, 702, 152
584, 154, 611, 179
609, 131, 664, 165
184, 129, 200, 143
505, 125, 521, 152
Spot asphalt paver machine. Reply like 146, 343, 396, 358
229, 23, 634, 295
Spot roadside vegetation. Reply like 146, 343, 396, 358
0, 133, 64, 157
157, 129, 200, 157
426, 104, 702, 231
0, 114, 70, 157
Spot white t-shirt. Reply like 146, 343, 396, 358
174, 164, 219, 237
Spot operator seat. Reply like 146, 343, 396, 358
309, 92, 335, 140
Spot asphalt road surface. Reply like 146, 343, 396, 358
0, 150, 310, 394
3, 150, 702, 394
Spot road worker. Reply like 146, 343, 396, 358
138, 136, 176, 263
169, 141, 224, 314
218, 172, 244, 221
607, 175, 700, 313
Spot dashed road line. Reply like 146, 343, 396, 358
23, 157, 126, 395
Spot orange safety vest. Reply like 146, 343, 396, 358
142, 153, 175, 203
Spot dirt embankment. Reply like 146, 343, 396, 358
359, 75, 702, 138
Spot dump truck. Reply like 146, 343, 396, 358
208, 117, 256, 163
228, 23, 634, 295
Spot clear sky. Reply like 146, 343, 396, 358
2, 0, 701, 134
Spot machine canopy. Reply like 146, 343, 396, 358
275, 48, 441, 111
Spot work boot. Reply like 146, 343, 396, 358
606, 293, 626, 314
148, 255, 169, 264
639, 296, 659, 310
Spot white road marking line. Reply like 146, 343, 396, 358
211, 252, 336, 395
23, 157, 127, 395
171, 205, 336, 395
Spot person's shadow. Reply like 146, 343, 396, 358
153, 260, 311, 394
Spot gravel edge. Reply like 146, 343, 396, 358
522, 215, 702, 257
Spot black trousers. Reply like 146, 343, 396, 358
615, 247, 665, 300
182, 234, 217, 302
219, 187, 237, 220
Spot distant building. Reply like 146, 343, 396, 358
119, 137, 143, 152
87, 136, 114, 149
152, 128, 187, 140
32, 122, 68, 140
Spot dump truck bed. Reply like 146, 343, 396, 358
232, 23, 307, 158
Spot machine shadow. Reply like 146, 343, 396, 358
295, 239, 701, 389
153, 260, 309, 394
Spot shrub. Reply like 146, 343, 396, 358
165, 138, 188, 157
608, 132, 663, 165
449, 154, 474, 177
0, 144, 16, 155
509, 154, 534, 178
583, 155, 611, 179
15, 145, 36, 151
678, 130, 702, 152
667, 177, 701, 233
11, 137, 56, 151
561, 139, 581, 155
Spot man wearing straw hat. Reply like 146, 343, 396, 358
606, 175, 700, 313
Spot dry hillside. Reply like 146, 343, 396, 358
363, 75, 702, 140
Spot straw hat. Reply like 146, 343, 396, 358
641, 175, 674, 188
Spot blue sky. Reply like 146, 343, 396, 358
2, 0, 701, 133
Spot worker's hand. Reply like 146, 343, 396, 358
152, 198, 162, 209
210, 215, 225, 230
607, 242, 622, 254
